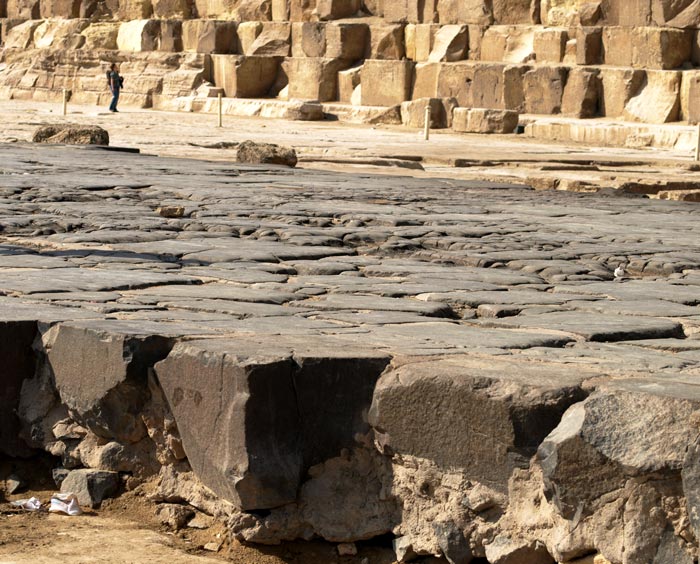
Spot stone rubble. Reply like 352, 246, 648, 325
1, 143, 700, 562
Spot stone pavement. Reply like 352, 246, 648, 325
2, 141, 700, 563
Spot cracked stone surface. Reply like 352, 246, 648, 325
2, 143, 700, 563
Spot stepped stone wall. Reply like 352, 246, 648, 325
1, 0, 700, 128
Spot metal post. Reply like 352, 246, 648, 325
423, 105, 430, 141
62, 89, 67, 116
218, 92, 223, 128
695, 123, 700, 162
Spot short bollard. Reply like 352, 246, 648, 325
695, 123, 700, 162
424, 105, 430, 141
62, 89, 67, 116
218, 92, 223, 128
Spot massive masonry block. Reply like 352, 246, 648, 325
283, 57, 349, 101
361, 59, 413, 106
0, 320, 37, 458
681, 71, 700, 124
480, 25, 534, 63
316, 0, 360, 20
247, 22, 291, 56
523, 66, 567, 114
368, 23, 405, 59
599, 67, 645, 118
369, 356, 589, 492
427, 24, 467, 62
533, 27, 566, 63
623, 70, 681, 124
412, 23, 439, 62
156, 338, 390, 510
325, 23, 368, 60
291, 22, 325, 57
436, 0, 491, 25
152, 0, 193, 18
118, 0, 153, 19
602, 27, 692, 70
211, 54, 280, 98
117, 19, 161, 52
82, 23, 120, 50
452, 107, 518, 133
471, 63, 526, 111
576, 26, 602, 65
401, 96, 454, 128
561, 67, 600, 118
40, 0, 81, 18
182, 20, 237, 54
33, 19, 88, 49
48, 321, 175, 444
6, 0, 41, 18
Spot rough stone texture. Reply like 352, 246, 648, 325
360, 59, 413, 106
210, 55, 280, 98
236, 139, 297, 166
452, 107, 519, 133
32, 124, 109, 145
60, 468, 120, 508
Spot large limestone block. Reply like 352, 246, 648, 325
118, 0, 153, 19
361, 59, 413, 105
680, 71, 700, 123
400, 96, 454, 128
437, 61, 475, 106
383, 0, 435, 22
152, 0, 192, 18
634, 27, 692, 70
655, 0, 700, 27
471, 63, 526, 111
436, 0, 491, 25
291, 22, 325, 57
237, 0, 273, 20
211, 54, 280, 97
492, 0, 532, 23
453, 107, 518, 133
599, 67, 645, 117
561, 67, 600, 118
480, 25, 534, 63
533, 27, 566, 63
6, 0, 40, 18
40, 0, 81, 17
3, 19, 41, 48
161, 68, 206, 97
247, 22, 290, 56
157, 20, 182, 52
523, 66, 567, 114
368, 23, 405, 59
694, 31, 700, 65
82, 23, 120, 50
182, 20, 237, 54
576, 26, 601, 65
237, 21, 263, 54
369, 356, 587, 492
337, 64, 361, 102
193, 0, 236, 18
284, 57, 348, 101
413, 23, 439, 61
289, 0, 316, 21
156, 338, 389, 510
412, 61, 439, 99
427, 24, 467, 62
33, 19, 88, 49
271, 0, 288, 19
48, 321, 174, 444
601, 26, 632, 66
0, 320, 37, 458
325, 23, 368, 60
117, 20, 161, 52
624, 70, 681, 124
316, 0, 360, 20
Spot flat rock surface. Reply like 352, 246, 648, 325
0, 142, 699, 385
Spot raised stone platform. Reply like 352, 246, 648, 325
2, 142, 700, 563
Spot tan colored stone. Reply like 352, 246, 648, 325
161, 68, 207, 97
427, 24, 467, 62
316, 0, 359, 20
624, 70, 681, 124
247, 22, 290, 56
33, 19, 87, 49
116, 20, 161, 52
471, 63, 526, 111
158, 21, 183, 52
655, 0, 700, 27
533, 28, 566, 63
289, 0, 316, 21
400, 97, 454, 128
493, 0, 532, 23
561, 67, 600, 118
658, 190, 700, 202
192, 0, 235, 18
337, 64, 361, 103
368, 24, 405, 59
633, 27, 692, 70
600, 67, 645, 117
436, 62, 474, 106
480, 25, 534, 63
210, 54, 280, 98
3, 20, 41, 49
152, 0, 192, 18
6, 0, 40, 18
272, 0, 289, 20
563, 37, 576, 63
680, 70, 700, 124
436, 0, 491, 25
40, 0, 80, 17
360, 59, 413, 105
291, 22, 325, 57
467, 24, 485, 59
284, 57, 348, 101
576, 26, 601, 65
694, 31, 700, 65
238, 21, 263, 54
412, 62, 439, 99
237, 0, 272, 20
414, 24, 439, 62
453, 107, 518, 133
523, 66, 567, 114
118, 0, 153, 19
325, 23, 367, 60
82, 23, 120, 50
405, 24, 416, 59
182, 20, 237, 54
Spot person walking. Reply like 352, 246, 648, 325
107, 63, 122, 113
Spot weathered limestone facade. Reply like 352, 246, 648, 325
1, 0, 700, 130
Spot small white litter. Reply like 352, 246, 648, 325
10, 497, 42, 511
49, 493, 83, 516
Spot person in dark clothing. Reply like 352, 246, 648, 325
108, 63, 122, 113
